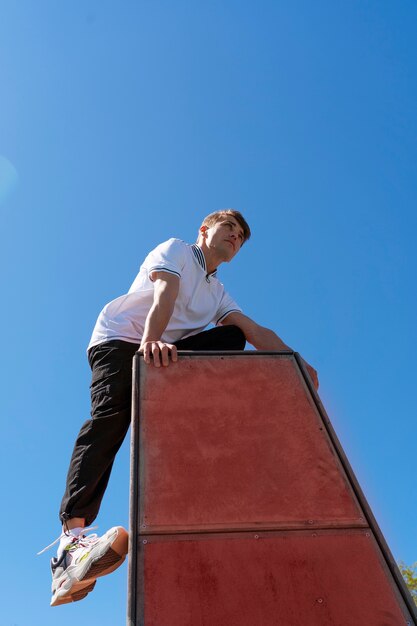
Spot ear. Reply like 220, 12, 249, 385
200, 225, 208, 235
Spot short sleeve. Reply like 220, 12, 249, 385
144, 238, 187, 282
214, 289, 242, 325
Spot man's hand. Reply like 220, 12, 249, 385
140, 341, 178, 368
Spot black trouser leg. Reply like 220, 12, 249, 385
59, 340, 138, 526
174, 324, 246, 351
59, 326, 245, 525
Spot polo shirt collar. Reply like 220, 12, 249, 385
191, 244, 218, 279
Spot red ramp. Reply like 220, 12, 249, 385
128, 352, 416, 625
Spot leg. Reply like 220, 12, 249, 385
51, 341, 137, 606
174, 324, 246, 351
59, 340, 139, 526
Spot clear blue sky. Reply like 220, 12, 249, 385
1, 2, 416, 624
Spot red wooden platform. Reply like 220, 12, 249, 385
128, 352, 416, 626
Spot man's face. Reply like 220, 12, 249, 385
203, 216, 245, 261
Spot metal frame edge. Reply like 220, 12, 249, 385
294, 351, 417, 624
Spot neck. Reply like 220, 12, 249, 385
197, 240, 221, 274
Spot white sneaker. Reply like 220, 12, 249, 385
49, 526, 128, 607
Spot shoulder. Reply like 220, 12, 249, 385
143, 238, 190, 277
152, 238, 187, 251
146, 238, 189, 259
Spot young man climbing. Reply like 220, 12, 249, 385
40, 209, 318, 606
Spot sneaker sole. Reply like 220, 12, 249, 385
50, 526, 128, 607
87, 547, 125, 580
51, 581, 97, 606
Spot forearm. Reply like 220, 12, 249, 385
221, 311, 318, 388
139, 273, 179, 351
140, 301, 175, 347
245, 325, 291, 351
221, 312, 291, 351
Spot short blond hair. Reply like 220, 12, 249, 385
200, 209, 251, 244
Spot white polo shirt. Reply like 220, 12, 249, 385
88, 238, 242, 350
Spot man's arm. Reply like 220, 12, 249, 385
220, 311, 290, 350
220, 311, 319, 388
140, 272, 180, 367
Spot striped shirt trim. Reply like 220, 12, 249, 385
148, 266, 181, 280
191, 244, 218, 279
216, 308, 241, 325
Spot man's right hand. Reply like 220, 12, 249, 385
140, 341, 178, 368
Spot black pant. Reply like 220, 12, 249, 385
59, 325, 245, 526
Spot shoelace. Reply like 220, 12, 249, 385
37, 525, 98, 556
75, 533, 99, 549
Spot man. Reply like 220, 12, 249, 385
41, 209, 318, 606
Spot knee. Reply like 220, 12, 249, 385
223, 325, 246, 350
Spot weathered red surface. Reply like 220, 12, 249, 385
128, 354, 414, 625
140, 530, 410, 626
139, 355, 363, 532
